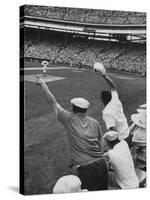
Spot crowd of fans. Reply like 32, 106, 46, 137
23, 5, 146, 25
24, 33, 146, 75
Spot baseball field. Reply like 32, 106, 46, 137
22, 61, 146, 195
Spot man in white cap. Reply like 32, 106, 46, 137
103, 131, 139, 189
130, 112, 146, 171
130, 110, 146, 188
35, 75, 108, 191
95, 63, 129, 141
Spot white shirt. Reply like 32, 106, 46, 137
102, 90, 129, 140
43, 65, 47, 73
108, 140, 139, 189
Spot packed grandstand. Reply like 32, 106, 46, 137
21, 5, 146, 75
23, 5, 146, 25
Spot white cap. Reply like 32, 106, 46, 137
53, 175, 81, 194
71, 98, 90, 109
131, 113, 146, 128
41, 60, 49, 65
103, 131, 119, 141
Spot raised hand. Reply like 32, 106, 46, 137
35, 75, 45, 86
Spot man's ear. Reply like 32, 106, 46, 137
104, 152, 109, 159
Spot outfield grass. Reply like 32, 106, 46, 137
23, 61, 146, 195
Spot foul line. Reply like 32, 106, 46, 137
21, 67, 76, 70
110, 73, 134, 80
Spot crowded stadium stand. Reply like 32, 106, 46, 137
20, 5, 146, 75
23, 5, 146, 25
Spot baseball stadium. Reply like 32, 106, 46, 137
20, 5, 146, 195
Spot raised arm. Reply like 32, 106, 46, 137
102, 74, 117, 91
94, 63, 117, 91
35, 75, 60, 114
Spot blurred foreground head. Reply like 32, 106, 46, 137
53, 175, 83, 194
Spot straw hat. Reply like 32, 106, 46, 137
132, 127, 146, 145
136, 109, 146, 115
131, 113, 146, 128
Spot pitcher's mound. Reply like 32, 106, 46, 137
24, 74, 66, 83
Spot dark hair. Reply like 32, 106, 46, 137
107, 138, 120, 148
101, 90, 112, 106
72, 104, 87, 114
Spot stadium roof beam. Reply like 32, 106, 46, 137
20, 15, 146, 28
20, 16, 146, 35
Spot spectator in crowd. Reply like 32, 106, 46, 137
24, 36, 146, 75
130, 110, 146, 171
103, 131, 139, 189
35, 75, 108, 191
96, 65, 129, 141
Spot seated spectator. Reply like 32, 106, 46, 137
130, 111, 146, 171
135, 168, 146, 188
103, 131, 139, 189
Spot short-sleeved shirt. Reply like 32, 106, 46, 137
108, 140, 139, 189
56, 105, 103, 166
102, 90, 129, 140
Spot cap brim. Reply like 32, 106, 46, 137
131, 114, 146, 128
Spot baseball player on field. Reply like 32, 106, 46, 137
41, 60, 49, 77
